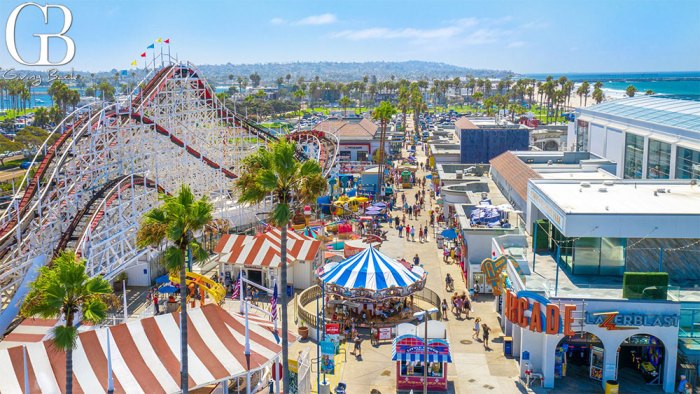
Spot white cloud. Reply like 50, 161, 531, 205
270, 17, 286, 25
295, 13, 337, 25
461, 28, 504, 45
333, 26, 462, 41
507, 41, 526, 48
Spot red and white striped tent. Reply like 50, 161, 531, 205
0, 304, 295, 393
215, 227, 321, 268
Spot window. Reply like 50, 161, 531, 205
676, 146, 700, 179
646, 139, 671, 179
575, 120, 589, 152
399, 361, 443, 378
623, 133, 645, 179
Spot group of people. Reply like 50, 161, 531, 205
395, 223, 430, 243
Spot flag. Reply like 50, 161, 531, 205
120, 70, 127, 76
231, 273, 241, 299
156, 38, 162, 43
140, 52, 146, 58
146, 43, 155, 49
270, 283, 278, 322
130, 60, 137, 66
164, 38, 170, 44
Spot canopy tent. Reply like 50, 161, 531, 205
320, 247, 425, 300
440, 228, 458, 240
0, 304, 295, 393
215, 227, 321, 268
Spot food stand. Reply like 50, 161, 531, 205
392, 334, 452, 391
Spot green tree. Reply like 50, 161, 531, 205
21, 250, 113, 394
137, 185, 213, 393
645, 89, 654, 95
338, 96, 352, 117
372, 101, 397, 198
250, 72, 261, 88
592, 87, 604, 104
576, 81, 591, 106
33, 107, 50, 128
293, 88, 305, 120
410, 84, 424, 138
0, 135, 22, 165
625, 85, 638, 98
235, 140, 326, 394
398, 86, 410, 132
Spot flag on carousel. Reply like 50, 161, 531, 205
130, 60, 137, 66
156, 37, 162, 43
164, 38, 170, 44
231, 272, 241, 299
140, 52, 146, 58
146, 43, 155, 49
270, 282, 278, 322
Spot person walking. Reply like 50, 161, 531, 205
418, 227, 423, 242
445, 273, 453, 291
394, 216, 400, 228
441, 299, 448, 320
473, 282, 480, 300
454, 295, 463, 318
153, 293, 160, 314
410, 225, 415, 241
464, 295, 472, 319
398, 224, 403, 237
482, 324, 491, 349
405, 225, 410, 242
413, 253, 420, 266
353, 333, 362, 357
472, 318, 481, 339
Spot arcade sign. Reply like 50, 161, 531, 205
505, 290, 576, 336
585, 311, 679, 330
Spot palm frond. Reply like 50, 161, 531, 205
51, 325, 78, 352
162, 246, 185, 273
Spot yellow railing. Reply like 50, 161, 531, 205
169, 271, 226, 304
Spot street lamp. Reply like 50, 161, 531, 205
414, 307, 439, 394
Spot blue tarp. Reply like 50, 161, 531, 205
441, 228, 458, 240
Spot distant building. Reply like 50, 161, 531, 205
455, 117, 529, 163
573, 97, 700, 180
315, 118, 384, 164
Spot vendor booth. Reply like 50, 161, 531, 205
392, 333, 452, 391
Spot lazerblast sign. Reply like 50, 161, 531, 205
505, 290, 576, 336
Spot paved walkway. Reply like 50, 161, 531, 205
289, 115, 523, 393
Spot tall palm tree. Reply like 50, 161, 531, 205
21, 250, 113, 394
235, 139, 326, 394
137, 184, 213, 393
338, 96, 352, 117
372, 101, 397, 198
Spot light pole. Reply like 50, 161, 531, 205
414, 307, 439, 394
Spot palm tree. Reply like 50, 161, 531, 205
137, 185, 213, 393
645, 89, 654, 95
293, 88, 305, 120
592, 87, 605, 104
372, 101, 397, 198
577, 81, 591, 106
21, 250, 113, 394
625, 85, 638, 97
235, 139, 327, 394
398, 86, 410, 133
338, 96, 352, 117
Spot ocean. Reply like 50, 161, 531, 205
0, 86, 54, 109
525, 71, 700, 100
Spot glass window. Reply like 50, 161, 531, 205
676, 146, 700, 179
623, 133, 645, 179
572, 238, 601, 275
600, 238, 626, 275
575, 120, 589, 152
400, 361, 444, 378
646, 139, 671, 179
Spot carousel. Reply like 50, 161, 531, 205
317, 247, 427, 327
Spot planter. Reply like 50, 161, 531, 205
298, 326, 309, 339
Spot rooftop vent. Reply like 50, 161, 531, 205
547, 160, 553, 166
598, 187, 608, 193
456, 170, 463, 179
656, 188, 667, 194
580, 182, 591, 188
603, 180, 614, 186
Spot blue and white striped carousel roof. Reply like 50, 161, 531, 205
320, 247, 422, 291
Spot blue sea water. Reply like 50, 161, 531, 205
525, 71, 700, 100
0, 86, 53, 109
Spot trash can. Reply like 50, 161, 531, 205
437, 235, 444, 249
604, 380, 618, 394
503, 336, 513, 357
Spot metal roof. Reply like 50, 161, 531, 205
579, 97, 700, 133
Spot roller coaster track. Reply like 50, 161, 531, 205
0, 56, 337, 335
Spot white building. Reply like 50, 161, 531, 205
572, 97, 700, 180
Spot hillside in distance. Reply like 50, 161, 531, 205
196, 61, 514, 83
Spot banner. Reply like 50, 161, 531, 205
378, 327, 393, 340
320, 340, 336, 374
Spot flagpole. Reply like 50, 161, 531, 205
107, 329, 114, 394
244, 296, 250, 356
22, 345, 28, 394
123, 280, 128, 322
239, 271, 244, 314
160, 43, 164, 68
273, 281, 278, 333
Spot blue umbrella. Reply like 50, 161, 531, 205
372, 202, 387, 208
155, 275, 170, 284
425, 174, 433, 180
441, 228, 458, 240
158, 285, 178, 294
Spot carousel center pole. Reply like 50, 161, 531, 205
322, 279, 327, 385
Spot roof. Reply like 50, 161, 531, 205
0, 318, 58, 349
454, 117, 478, 130
0, 304, 294, 393
489, 151, 542, 201
215, 227, 321, 267
579, 97, 700, 133
314, 118, 379, 139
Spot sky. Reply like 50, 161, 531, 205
0, 0, 698, 74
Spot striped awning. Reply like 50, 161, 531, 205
215, 227, 321, 268
391, 335, 452, 363
320, 247, 422, 291
0, 304, 295, 393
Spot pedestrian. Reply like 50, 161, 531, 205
445, 273, 453, 291
443, 246, 449, 263
410, 226, 415, 241
398, 224, 403, 237
370, 322, 378, 346
454, 295, 463, 317
413, 253, 420, 266
482, 324, 491, 349
463, 295, 471, 319
153, 294, 160, 314
473, 281, 480, 300
418, 227, 423, 242
395, 216, 400, 228
678, 374, 690, 393
408, 205, 413, 218
450, 247, 456, 264
423, 225, 429, 241
441, 299, 448, 320
402, 214, 406, 226
405, 225, 410, 241
353, 333, 362, 357
472, 318, 481, 339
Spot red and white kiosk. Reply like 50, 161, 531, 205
392, 321, 452, 391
